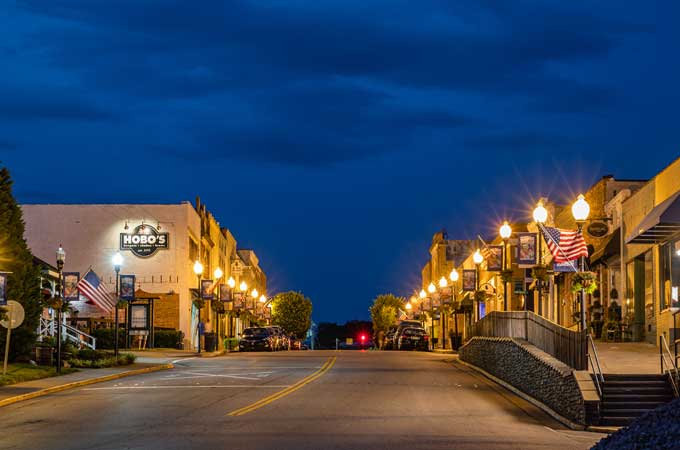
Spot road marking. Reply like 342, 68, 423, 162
227, 356, 336, 417
171, 357, 196, 364
83, 385, 291, 390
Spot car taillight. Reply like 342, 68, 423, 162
423, 336, 429, 340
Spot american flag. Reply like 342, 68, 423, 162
540, 225, 588, 263
481, 246, 493, 260
76, 269, 116, 313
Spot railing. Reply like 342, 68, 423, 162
587, 334, 604, 397
471, 311, 587, 370
38, 317, 97, 350
660, 335, 679, 398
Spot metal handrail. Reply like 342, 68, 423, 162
37, 317, 97, 350
587, 334, 604, 398
660, 335, 679, 398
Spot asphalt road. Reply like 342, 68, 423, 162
2, 351, 604, 450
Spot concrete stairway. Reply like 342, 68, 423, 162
599, 374, 675, 427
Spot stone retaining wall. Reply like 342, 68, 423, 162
459, 336, 587, 425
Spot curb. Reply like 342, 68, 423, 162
454, 358, 588, 432
0, 363, 173, 408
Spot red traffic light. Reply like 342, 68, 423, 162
360, 334, 366, 342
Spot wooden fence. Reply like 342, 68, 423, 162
471, 311, 587, 370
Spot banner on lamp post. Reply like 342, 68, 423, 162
119, 275, 136, 301
63, 272, 80, 301
219, 284, 232, 303
462, 270, 476, 292
201, 280, 214, 300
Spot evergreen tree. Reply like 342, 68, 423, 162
0, 166, 42, 361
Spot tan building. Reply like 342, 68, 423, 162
22, 199, 269, 351
623, 157, 680, 345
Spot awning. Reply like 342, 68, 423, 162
626, 192, 680, 244
590, 228, 621, 264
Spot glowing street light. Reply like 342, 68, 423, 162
251, 288, 259, 298
572, 194, 590, 225
419, 289, 427, 299
533, 201, 548, 224
227, 277, 236, 289
213, 267, 223, 280
499, 221, 512, 240
239, 281, 248, 293
473, 249, 484, 265
193, 260, 204, 276
428, 282, 436, 294
449, 269, 459, 282
439, 276, 448, 288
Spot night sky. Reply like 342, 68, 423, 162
1, 1, 679, 323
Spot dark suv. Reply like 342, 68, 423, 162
397, 327, 429, 351
239, 327, 276, 352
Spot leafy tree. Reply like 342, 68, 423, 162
370, 293, 405, 349
0, 166, 42, 361
271, 291, 312, 339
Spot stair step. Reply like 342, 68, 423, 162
604, 380, 668, 386
601, 408, 654, 417
603, 394, 673, 402
604, 374, 667, 381
601, 401, 666, 409
600, 417, 637, 427
603, 387, 671, 394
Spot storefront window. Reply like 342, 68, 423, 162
660, 240, 680, 311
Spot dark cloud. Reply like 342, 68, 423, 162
0, 86, 113, 121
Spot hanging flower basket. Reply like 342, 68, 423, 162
474, 290, 490, 303
116, 299, 128, 309
212, 301, 225, 314
571, 271, 598, 295
531, 265, 551, 282
193, 299, 205, 310
500, 269, 514, 283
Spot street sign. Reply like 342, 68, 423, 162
0, 300, 24, 329
2, 300, 25, 376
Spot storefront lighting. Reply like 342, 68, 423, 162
213, 267, 223, 279
473, 249, 484, 265
193, 260, 203, 276
571, 194, 590, 223
533, 202, 548, 224
450, 269, 459, 282
500, 221, 512, 240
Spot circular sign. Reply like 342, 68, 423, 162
120, 225, 170, 258
587, 221, 610, 238
0, 300, 25, 329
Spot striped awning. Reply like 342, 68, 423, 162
626, 191, 680, 244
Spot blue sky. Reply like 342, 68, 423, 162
1, 1, 679, 322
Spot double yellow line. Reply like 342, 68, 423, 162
227, 356, 336, 417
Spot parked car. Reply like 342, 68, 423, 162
383, 327, 398, 350
239, 327, 276, 352
290, 338, 307, 350
397, 327, 429, 351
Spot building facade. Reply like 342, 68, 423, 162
21, 200, 268, 350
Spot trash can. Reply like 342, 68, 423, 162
204, 332, 217, 352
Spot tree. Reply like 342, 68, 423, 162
0, 166, 42, 361
271, 291, 312, 339
370, 293, 405, 349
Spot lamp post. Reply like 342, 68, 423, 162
438, 276, 448, 349
419, 289, 426, 328
572, 194, 590, 332
239, 280, 248, 329
213, 267, 223, 347
450, 268, 459, 348
473, 249, 484, 321
533, 202, 548, 315
227, 276, 236, 337
427, 282, 436, 349
500, 221, 512, 311
55, 246, 65, 374
112, 252, 123, 358
193, 260, 203, 353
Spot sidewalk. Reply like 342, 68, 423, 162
0, 362, 171, 406
593, 342, 660, 374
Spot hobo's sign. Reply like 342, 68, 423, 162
120, 225, 169, 258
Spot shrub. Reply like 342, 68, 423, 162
67, 352, 136, 368
154, 329, 184, 348
92, 328, 127, 350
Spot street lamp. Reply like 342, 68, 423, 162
213, 267, 223, 348
449, 268, 460, 349
572, 194, 590, 332
112, 252, 123, 358
55, 246, 65, 373
499, 221, 512, 311
193, 260, 203, 353
428, 282, 436, 294
227, 276, 235, 289
439, 276, 448, 289
533, 202, 548, 315
251, 288, 259, 299
473, 249, 483, 321
419, 289, 426, 299
239, 281, 248, 292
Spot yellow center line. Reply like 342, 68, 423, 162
227, 356, 336, 417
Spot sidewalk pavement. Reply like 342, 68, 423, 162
593, 341, 661, 374
0, 362, 172, 407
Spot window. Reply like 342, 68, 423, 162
189, 239, 198, 262
660, 240, 680, 311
